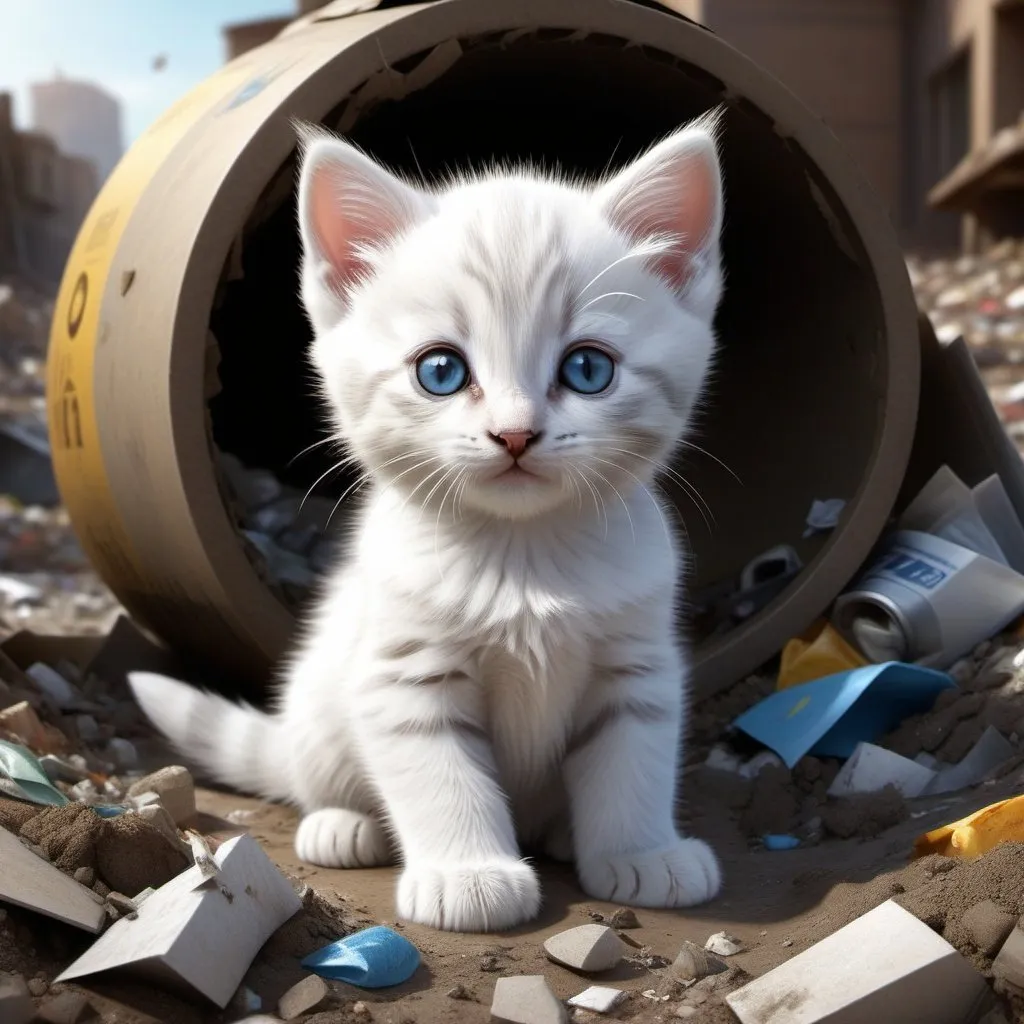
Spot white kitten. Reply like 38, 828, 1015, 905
130, 111, 726, 932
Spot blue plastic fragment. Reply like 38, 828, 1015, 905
733, 662, 956, 767
763, 834, 801, 851
91, 804, 128, 818
301, 925, 420, 988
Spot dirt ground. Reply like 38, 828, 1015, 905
6, 652, 1024, 1022
56, 767, 1012, 1024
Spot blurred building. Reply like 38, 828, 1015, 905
30, 75, 123, 184
0, 92, 99, 284
686, 0, 1024, 253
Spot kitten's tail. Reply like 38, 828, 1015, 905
128, 672, 291, 802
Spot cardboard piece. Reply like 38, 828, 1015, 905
732, 662, 956, 768
827, 742, 937, 799
725, 900, 990, 1024
0, 825, 105, 933
56, 832, 301, 1007
922, 725, 1015, 796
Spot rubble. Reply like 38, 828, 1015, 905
961, 900, 1017, 956
56, 833, 303, 1007
0, 973, 34, 1024
992, 923, 1024, 990
277, 974, 330, 1019
911, 242, 1024, 455
703, 932, 744, 957
126, 765, 195, 826
567, 985, 627, 1012
0, 823, 105, 932
726, 900, 990, 1024
490, 975, 567, 1024
543, 924, 625, 973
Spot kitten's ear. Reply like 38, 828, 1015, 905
296, 126, 432, 333
594, 111, 724, 309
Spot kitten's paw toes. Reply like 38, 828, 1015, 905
397, 857, 541, 931
295, 808, 392, 868
577, 838, 721, 908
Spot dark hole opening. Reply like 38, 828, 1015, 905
209, 31, 884, 643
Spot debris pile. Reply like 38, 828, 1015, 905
0, 278, 124, 638
910, 241, 1024, 453
216, 451, 339, 607
0, 279, 51, 417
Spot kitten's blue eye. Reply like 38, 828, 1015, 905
415, 348, 469, 396
559, 346, 615, 395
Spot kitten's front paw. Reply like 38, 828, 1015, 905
295, 808, 393, 868
577, 838, 721, 908
397, 857, 541, 931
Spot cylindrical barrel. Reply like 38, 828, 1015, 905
45, 0, 919, 699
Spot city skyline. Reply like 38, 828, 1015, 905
0, 0, 293, 149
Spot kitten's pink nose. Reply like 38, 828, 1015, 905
490, 430, 539, 458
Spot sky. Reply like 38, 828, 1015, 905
0, 0, 295, 145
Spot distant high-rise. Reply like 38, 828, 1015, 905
30, 74, 123, 184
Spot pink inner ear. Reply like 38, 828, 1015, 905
614, 148, 721, 292
307, 162, 404, 292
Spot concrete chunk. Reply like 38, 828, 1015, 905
0, 975, 33, 1024
491, 975, 567, 1024
278, 974, 329, 1020
961, 900, 1016, 956
704, 932, 744, 956
993, 924, 1024, 989
543, 924, 625, 972
726, 900, 989, 1024
567, 985, 626, 1013
57, 833, 302, 1008
36, 991, 93, 1024
127, 765, 196, 826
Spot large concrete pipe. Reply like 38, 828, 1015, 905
45, 0, 919, 699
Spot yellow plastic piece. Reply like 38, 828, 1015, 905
912, 794, 1024, 860
777, 620, 869, 691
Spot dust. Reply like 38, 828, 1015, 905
896, 842, 1024, 962
95, 813, 190, 895
20, 803, 105, 875
16, 804, 189, 895
0, 797, 41, 834
242, 884, 355, 1010
820, 786, 908, 839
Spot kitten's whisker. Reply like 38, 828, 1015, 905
325, 472, 370, 529
586, 460, 636, 544
575, 465, 608, 539
676, 439, 743, 484
577, 240, 674, 299
599, 445, 717, 531
395, 461, 448, 516
433, 469, 465, 579
592, 455, 675, 554
577, 290, 644, 314
287, 433, 345, 468
301, 460, 349, 511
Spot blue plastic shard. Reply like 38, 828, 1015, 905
92, 804, 128, 818
763, 834, 801, 851
301, 925, 420, 988
733, 662, 956, 768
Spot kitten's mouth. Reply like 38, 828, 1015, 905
491, 463, 545, 483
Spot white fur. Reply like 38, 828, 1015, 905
130, 112, 726, 932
